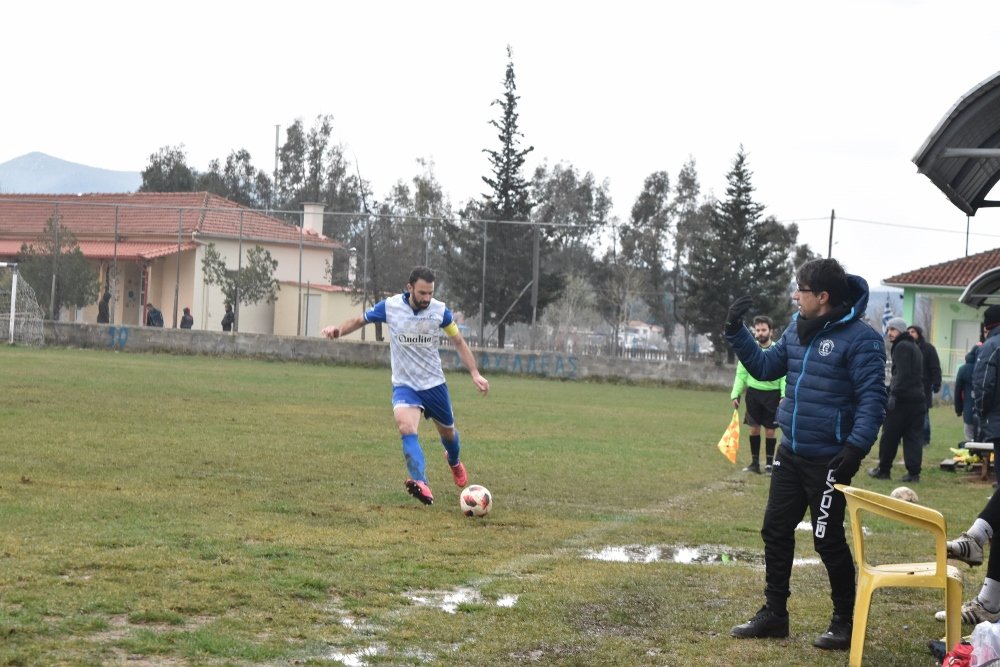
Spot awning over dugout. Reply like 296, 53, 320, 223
960, 267, 1000, 308
913, 71, 1000, 216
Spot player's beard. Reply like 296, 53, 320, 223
756, 335, 770, 346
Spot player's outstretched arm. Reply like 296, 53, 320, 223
322, 315, 366, 339
451, 332, 489, 395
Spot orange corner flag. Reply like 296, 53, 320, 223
717, 409, 740, 464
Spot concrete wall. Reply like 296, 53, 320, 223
42, 321, 735, 388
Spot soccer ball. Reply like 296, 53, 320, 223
460, 485, 492, 517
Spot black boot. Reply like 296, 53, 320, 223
812, 614, 852, 650
731, 605, 789, 639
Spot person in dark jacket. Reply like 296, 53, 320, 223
955, 344, 982, 441
221, 303, 234, 332
145, 303, 164, 327
725, 258, 887, 652
180, 307, 194, 329
868, 317, 925, 482
97, 291, 111, 324
935, 306, 1000, 626
908, 325, 941, 446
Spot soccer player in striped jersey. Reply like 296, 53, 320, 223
322, 266, 490, 505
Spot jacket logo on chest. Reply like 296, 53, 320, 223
817, 339, 835, 356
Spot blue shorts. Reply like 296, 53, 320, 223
392, 384, 455, 428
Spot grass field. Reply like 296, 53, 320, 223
0, 345, 983, 665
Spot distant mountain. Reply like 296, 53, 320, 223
0, 152, 141, 194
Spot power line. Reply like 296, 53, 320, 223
779, 214, 1000, 240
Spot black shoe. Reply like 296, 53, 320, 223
813, 614, 852, 650
764, 464, 773, 475
742, 463, 761, 474
900, 473, 921, 483
731, 605, 789, 639
867, 466, 890, 480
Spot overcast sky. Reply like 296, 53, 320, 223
3, 0, 999, 289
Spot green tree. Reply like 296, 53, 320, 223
274, 115, 365, 232
200, 243, 280, 332
139, 145, 197, 192
529, 161, 610, 279
684, 146, 798, 363
197, 149, 273, 209
18, 216, 99, 319
671, 158, 711, 356
593, 239, 648, 356
444, 46, 563, 347
618, 171, 674, 328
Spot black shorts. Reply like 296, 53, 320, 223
744, 387, 780, 429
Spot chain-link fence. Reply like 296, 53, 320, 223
0, 197, 712, 360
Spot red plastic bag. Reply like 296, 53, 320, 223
942, 641, 973, 667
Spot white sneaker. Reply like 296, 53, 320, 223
935, 598, 1000, 624
947, 532, 984, 566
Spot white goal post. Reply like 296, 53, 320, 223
0, 262, 44, 346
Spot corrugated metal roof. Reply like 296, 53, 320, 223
913, 71, 1000, 216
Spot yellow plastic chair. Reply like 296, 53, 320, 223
835, 484, 963, 667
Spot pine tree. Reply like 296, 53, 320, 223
444, 46, 562, 347
685, 146, 798, 362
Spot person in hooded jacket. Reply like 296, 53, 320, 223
725, 258, 887, 652
908, 324, 942, 446
867, 317, 925, 482
955, 344, 982, 442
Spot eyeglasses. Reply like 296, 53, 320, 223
795, 286, 814, 293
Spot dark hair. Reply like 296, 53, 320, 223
408, 266, 435, 285
752, 315, 773, 328
796, 258, 849, 305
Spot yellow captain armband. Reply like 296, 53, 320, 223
442, 322, 460, 337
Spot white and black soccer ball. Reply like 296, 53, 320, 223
460, 485, 493, 517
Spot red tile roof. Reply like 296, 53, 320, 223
0, 239, 197, 260
0, 193, 339, 253
883, 247, 1000, 287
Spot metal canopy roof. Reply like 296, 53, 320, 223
913, 71, 1000, 216
960, 267, 1000, 308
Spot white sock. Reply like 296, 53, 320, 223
969, 518, 994, 546
979, 578, 1000, 612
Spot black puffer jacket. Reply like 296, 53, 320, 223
974, 326, 1000, 440
888, 331, 924, 405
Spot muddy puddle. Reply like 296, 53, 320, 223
583, 544, 821, 567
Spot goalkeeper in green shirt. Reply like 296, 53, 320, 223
731, 315, 786, 474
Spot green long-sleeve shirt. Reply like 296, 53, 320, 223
731, 353, 786, 399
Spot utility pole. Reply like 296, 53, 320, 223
49, 207, 59, 320
272, 124, 280, 213
827, 209, 835, 258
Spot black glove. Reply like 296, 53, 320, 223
725, 296, 753, 334
732, 397, 741, 409
933, 384, 941, 394
828, 446, 864, 485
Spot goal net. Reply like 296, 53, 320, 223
0, 263, 45, 346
